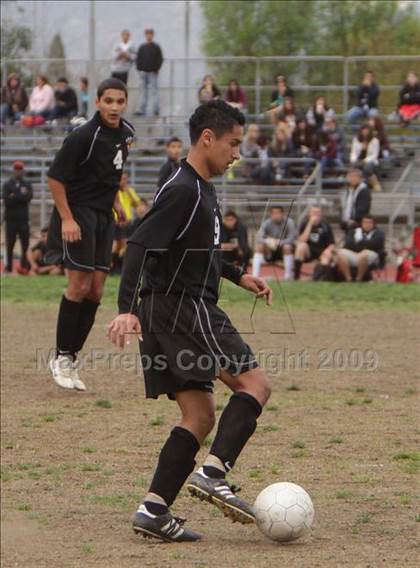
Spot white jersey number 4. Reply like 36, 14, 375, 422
113, 149, 123, 170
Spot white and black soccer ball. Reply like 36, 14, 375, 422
254, 482, 314, 542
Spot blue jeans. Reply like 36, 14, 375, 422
346, 106, 379, 124
1, 103, 21, 124
139, 71, 159, 115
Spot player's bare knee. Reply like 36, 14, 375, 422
66, 281, 91, 301
283, 244, 292, 255
87, 286, 104, 303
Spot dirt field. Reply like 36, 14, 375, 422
1, 302, 419, 568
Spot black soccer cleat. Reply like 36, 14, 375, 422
187, 468, 255, 525
132, 505, 201, 543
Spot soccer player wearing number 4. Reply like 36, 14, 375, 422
46, 78, 134, 391
108, 101, 272, 542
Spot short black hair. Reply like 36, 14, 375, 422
97, 78, 128, 99
166, 136, 182, 146
80, 76, 88, 87
224, 209, 238, 219
57, 77, 68, 84
271, 205, 284, 212
189, 100, 245, 145
362, 214, 374, 221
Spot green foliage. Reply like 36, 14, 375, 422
47, 33, 67, 81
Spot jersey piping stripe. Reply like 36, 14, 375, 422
175, 179, 201, 240
95, 264, 110, 272
199, 298, 257, 367
191, 298, 220, 364
154, 167, 182, 204
122, 119, 135, 135
62, 241, 94, 271
80, 126, 101, 165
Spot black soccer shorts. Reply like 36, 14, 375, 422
137, 293, 259, 400
46, 206, 115, 272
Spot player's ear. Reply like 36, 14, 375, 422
95, 97, 100, 109
201, 128, 214, 147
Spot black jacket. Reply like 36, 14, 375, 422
136, 42, 163, 73
357, 84, 379, 109
54, 86, 78, 113
2, 176, 33, 222
341, 184, 371, 229
399, 82, 420, 107
345, 226, 385, 253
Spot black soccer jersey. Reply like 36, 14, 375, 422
298, 217, 334, 252
128, 159, 243, 302
47, 111, 135, 212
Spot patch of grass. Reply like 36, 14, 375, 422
83, 543, 94, 554
103, 469, 115, 477
261, 425, 279, 433
215, 403, 224, 411
248, 468, 262, 479
80, 463, 101, 472
329, 437, 343, 444
399, 494, 411, 505
270, 465, 280, 475
286, 384, 300, 391
95, 399, 112, 409
17, 502, 31, 511
149, 416, 165, 426
41, 414, 58, 423
27, 471, 42, 480
45, 464, 70, 480
404, 387, 417, 396
358, 513, 372, 524
352, 474, 379, 485
346, 398, 359, 406
266, 404, 279, 411
392, 452, 420, 474
415, 514, 420, 522
362, 397, 373, 404
82, 447, 97, 454
133, 476, 148, 488
202, 437, 213, 448
291, 441, 305, 449
210, 507, 223, 518
336, 490, 353, 500
88, 492, 138, 511
354, 387, 366, 393
291, 449, 311, 458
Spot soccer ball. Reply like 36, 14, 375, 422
254, 482, 314, 542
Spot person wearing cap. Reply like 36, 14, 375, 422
2, 161, 33, 274
135, 28, 163, 116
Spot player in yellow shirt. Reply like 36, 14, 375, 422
112, 171, 142, 273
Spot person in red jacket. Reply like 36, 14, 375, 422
398, 71, 420, 125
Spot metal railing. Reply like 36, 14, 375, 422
2, 55, 420, 116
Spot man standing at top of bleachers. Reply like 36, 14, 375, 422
135, 28, 163, 117
111, 29, 137, 85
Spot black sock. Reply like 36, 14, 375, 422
149, 426, 200, 507
56, 295, 83, 359
202, 465, 225, 479
143, 501, 169, 516
73, 299, 100, 354
294, 259, 302, 280
210, 392, 262, 472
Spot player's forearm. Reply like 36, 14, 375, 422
298, 223, 312, 243
47, 177, 73, 221
221, 260, 244, 286
118, 242, 146, 314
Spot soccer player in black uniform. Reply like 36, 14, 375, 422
294, 205, 335, 280
46, 78, 135, 391
108, 101, 272, 542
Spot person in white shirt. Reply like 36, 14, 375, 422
29, 75, 54, 118
111, 29, 137, 85
350, 125, 382, 192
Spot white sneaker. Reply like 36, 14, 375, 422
49, 356, 75, 389
72, 359, 86, 391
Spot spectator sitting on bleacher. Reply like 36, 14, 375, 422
224, 79, 247, 112
48, 77, 78, 122
316, 131, 340, 173
292, 116, 316, 176
220, 210, 252, 269
266, 75, 294, 124
28, 75, 55, 119
340, 168, 371, 232
1, 73, 28, 126
29, 226, 62, 275
367, 116, 390, 160
78, 77, 89, 117
306, 96, 335, 132
337, 215, 385, 282
252, 205, 297, 280
346, 71, 380, 124
240, 123, 264, 179
261, 124, 294, 183
322, 116, 345, 166
158, 136, 183, 188
350, 125, 382, 192
277, 97, 297, 131
198, 75, 221, 104
294, 205, 335, 280
398, 71, 420, 125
